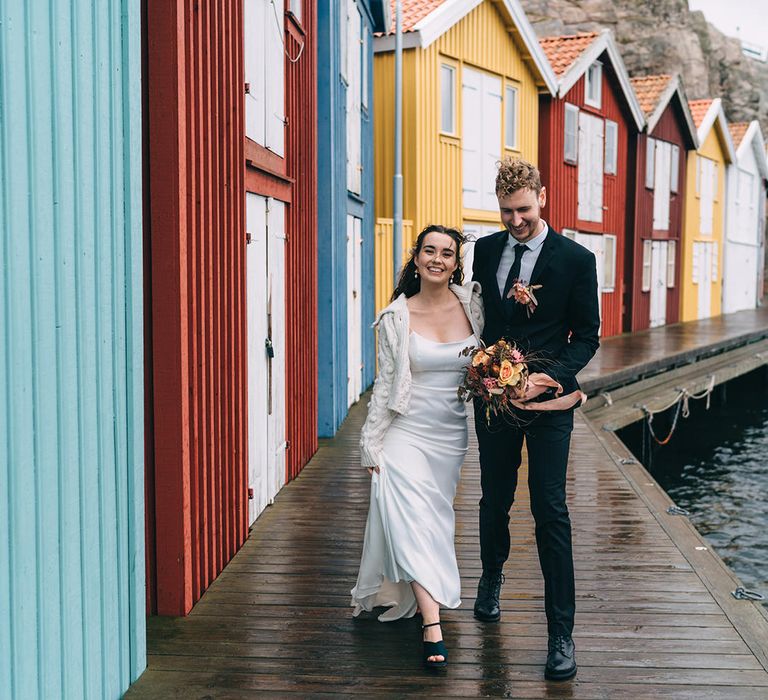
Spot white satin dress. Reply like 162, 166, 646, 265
351, 330, 477, 621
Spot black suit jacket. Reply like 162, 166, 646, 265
472, 227, 600, 395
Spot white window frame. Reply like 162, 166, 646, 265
645, 137, 655, 189
641, 240, 652, 292
584, 61, 602, 109
505, 83, 519, 150
604, 119, 618, 175
666, 240, 676, 288
670, 144, 679, 193
603, 234, 617, 292
564, 103, 579, 164
711, 242, 718, 282
561, 228, 578, 241
439, 62, 457, 136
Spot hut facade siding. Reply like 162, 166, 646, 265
145, 0, 247, 616
626, 104, 687, 331
1, 0, 146, 695
374, 1, 541, 243
539, 61, 632, 338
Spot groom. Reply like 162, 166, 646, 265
471, 158, 600, 681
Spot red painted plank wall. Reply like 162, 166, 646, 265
626, 104, 687, 331
284, 11, 319, 481
145, 0, 247, 616
539, 58, 633, 338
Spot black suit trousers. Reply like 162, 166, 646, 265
474, 405, 575, 636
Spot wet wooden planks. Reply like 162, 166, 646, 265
126, 400, 768, 698
579, 304, 768, 393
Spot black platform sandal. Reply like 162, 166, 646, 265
422, 621, 448, 668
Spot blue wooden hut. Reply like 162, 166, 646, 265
0, 1, 146, 697
316, 0, 389, 437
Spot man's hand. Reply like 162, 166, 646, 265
367, 466, 381, 475
517, 372, 562, 403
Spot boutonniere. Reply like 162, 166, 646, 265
507, 280, 542, 317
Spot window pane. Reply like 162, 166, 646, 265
586, 63, 601, 106
440, 64, 454, 133
505, 86, 517, 148
670, 144, 679, 192
645, 138, 655, 188
292, 0, 302, 22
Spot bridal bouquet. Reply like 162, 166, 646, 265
457, 339, 529, 422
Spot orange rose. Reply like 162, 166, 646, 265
498, 360, 524, 387
472, 350, 491, 367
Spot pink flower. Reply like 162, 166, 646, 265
511, 349, 524, 363
482, 378, 498, 390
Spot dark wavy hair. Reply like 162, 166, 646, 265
391, 224, 468, 301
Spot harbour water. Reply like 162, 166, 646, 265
618, 367, 768, 605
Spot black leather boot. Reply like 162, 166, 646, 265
545, 634, 577, 680
473, 572, 504, 622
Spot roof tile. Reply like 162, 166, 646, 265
384, 0, 447, 33
538, 32, 600, 77
688, 99, 714, 128
728, 122, 750, 149
629, 75, 672, 117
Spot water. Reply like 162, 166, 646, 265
618, 368, 768, 604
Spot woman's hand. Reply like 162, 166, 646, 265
367, 466, 381, 475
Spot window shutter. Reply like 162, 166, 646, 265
481, 73, 503, 211
604, 120, 618, 174
670, 144, 679, 193
645, 137, 655, 189
462, 67, 484, 210
653, 141, 671, 231
590, 116, 604, 222
564, 104, 578, 164
577, 112, 590, 220
700, 158, 714, 234
642, 240, 652, 291
711, 241, 718, 281
346, 1, 362, 194
666, 241, 676, 288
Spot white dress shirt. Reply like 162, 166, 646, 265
496, 222, 549, 297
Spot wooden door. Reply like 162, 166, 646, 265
649, 241, 668, 327
246, 194, 286, 524
573, 231, 605, 334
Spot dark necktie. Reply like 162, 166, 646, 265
503, 243, 528, 302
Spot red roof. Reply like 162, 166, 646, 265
688, 99, 714, 128
629, 75, 672, 117
728, 122, 750, 149
384, 0, 446, 33
538, 33, 600, 77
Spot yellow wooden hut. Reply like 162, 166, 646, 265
680, 98, 735, 321
372, 0, 556, 304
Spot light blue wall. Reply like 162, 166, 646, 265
0, 1, 146, 698
317, 0, 378, 438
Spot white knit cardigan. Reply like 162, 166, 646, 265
359, 281, 485, 468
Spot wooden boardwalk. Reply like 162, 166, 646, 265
579, 304, 768, 393
127, 394, 768, 697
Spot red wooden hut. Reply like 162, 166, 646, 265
144, 0, 317, 616
625, 75, 698, 331
538, 31, 645, 338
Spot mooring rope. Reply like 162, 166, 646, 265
638, 375, 716, 446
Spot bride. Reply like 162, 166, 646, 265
351, 224, 483, 668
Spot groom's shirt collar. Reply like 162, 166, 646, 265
507, 221, 548, 251
496, 221, 549, 295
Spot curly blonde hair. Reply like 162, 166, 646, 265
495, 157, 542, 198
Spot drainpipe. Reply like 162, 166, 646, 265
393, 0, 403, 286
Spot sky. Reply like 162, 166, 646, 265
688, 0, 768, 50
